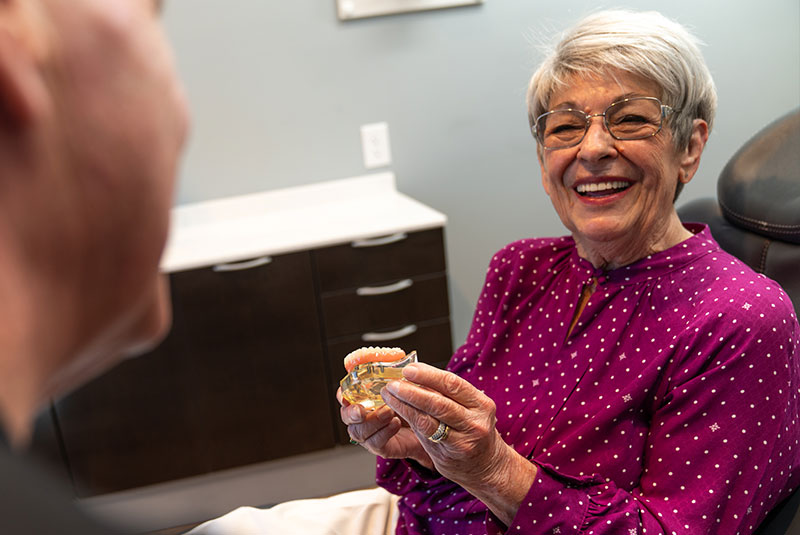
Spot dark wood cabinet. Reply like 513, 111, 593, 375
37, 228, 452, 496
54, 251, 334, 496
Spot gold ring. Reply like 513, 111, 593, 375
427, 421, 450, 443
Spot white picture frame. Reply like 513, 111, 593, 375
337, 0, 483, 21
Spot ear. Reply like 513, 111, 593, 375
0, 23, 49, 128
678, 119, 709, 185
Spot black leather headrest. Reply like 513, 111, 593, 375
717, 109, 800, 244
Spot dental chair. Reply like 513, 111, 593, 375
677, 108, 800, 535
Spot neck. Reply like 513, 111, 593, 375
574, 212, 693, 270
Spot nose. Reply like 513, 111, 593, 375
577, 114, 617, 161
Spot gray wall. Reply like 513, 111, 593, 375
164, 0, 800, 350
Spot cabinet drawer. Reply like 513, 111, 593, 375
321, 273, 449, 339
327, 318, 453, 444
314, 228, 446, 292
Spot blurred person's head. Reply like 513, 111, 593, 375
0, 0, 189, 445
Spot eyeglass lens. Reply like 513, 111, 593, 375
536, 98, 664, 149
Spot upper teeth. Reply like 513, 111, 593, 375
576, 181, 629, 193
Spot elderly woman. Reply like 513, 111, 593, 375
343, 9, 800, 535
190, 10, 799, 535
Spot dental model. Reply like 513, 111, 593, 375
340, 347, 417, 410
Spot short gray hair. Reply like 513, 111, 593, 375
527, 10, 717, 152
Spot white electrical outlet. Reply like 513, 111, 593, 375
361, 122, 392, 169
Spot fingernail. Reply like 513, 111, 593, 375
403, 364, 419, 380
349, 405, 363, 422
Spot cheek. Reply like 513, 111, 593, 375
647, 157, 681, 204
540, 155, 570, 196
620, 143, 679, 207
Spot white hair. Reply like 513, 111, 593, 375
527, 10, 717, 151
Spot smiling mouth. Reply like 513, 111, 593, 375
575, 181, 632, 198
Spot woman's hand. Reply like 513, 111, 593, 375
337, 387, 433, 469
380, 363, 537, 526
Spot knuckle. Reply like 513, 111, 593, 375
348, 420, 370, 440
442, 372, 462, 396
340, 409, 353, 425
346, 425, 360, 442
407, 412, 431, 433
485, 398, 497, 417
473, 421, 492, 437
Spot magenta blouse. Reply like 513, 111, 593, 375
377, 224, 800, 535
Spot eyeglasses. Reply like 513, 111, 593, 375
532, 97, 676, 150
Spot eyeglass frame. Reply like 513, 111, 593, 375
531, 96, 677, 150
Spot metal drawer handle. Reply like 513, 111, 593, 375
351, 232, 408, 248
356, 278, 413, 296
362, 324, 418, 342
212, 256, 272, 272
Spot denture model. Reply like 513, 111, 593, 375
340, 347, 417, 410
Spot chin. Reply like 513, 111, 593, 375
572, 218, 633, 244
119, 314, 171, 361
45, 346, 129, 404
49, 277, 172, 400
120, 277, 173, 360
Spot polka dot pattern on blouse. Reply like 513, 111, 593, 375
377, 225, 799, 535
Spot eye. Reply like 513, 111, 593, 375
612, 114, 650, 125
549, 123, 584, 134
543, 112, 586, 137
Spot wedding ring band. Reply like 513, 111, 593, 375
427, 421, 450, 443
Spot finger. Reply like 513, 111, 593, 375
383, 377, 467, 429
361, 416, 402, 451
346, 405, 394, 441
403, 363, 489, 410
381, 385, 455, 440
340, 401, 366, 425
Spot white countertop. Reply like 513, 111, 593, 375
161, 172, 447, 273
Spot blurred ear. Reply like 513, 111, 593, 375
0, 22, 48, 128
678, 119, 709, 185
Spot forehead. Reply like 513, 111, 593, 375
548, 70, 662, 110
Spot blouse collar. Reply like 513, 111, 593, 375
569, 223, 720, 286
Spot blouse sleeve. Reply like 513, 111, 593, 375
499, 295, 800, 535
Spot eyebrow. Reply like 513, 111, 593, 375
548, 92, 650, 112
155, 0, 164, 14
